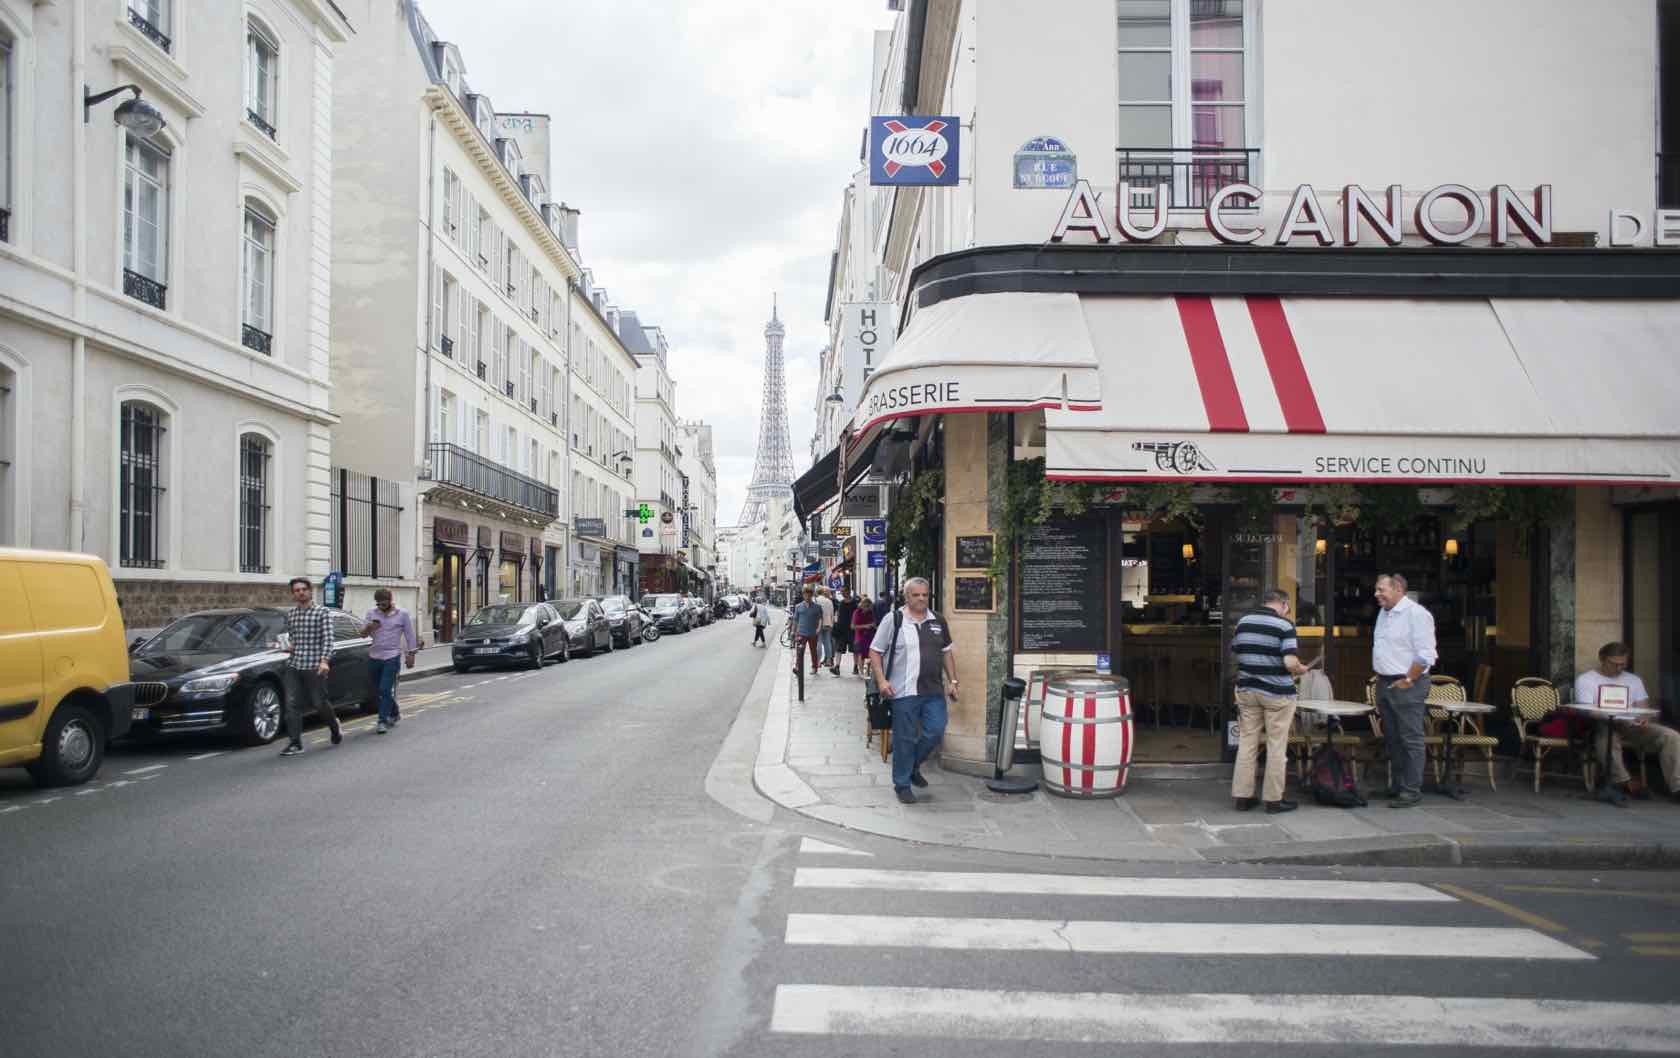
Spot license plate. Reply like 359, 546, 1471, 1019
474, 647, 499, 655
132, 707, 150, 721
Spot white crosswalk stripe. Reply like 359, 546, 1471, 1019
765, 860, 1680, 1051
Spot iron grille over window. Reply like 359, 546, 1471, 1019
1115, 147, 1257, 209
241, 324, 271, 354
440, 335, 454, 357
0, 209, 10, 244
476, 360, 487, 380
329, 468, 404, 578
239, 435, 270, 572
551, 411, 559, 428
128, 7, 172, 50
124, 268, 167, 310
120, 401, 166, 568
529, 397, 538, 414
504, 380, 515, 397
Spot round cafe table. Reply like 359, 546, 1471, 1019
1424, 701, 1497, 800
1560, 702, 1661, 805
1293, 699, 1374, 767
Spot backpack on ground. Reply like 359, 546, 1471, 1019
1307, 744, 1366, 807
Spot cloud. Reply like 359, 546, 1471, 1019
420, 0, 892, 528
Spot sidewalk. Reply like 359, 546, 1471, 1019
752, 643, 1680, 867
406, 642, 457, 680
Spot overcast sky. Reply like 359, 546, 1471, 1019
421, 0, 896, 526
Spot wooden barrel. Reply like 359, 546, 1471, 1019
1039, 674, 1133, 798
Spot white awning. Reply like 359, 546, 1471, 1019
1045, 295, 1680, 486
850, 292, 1104, 436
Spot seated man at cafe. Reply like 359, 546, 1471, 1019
1574, 642, 1680, 803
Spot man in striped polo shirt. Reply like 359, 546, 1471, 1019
1231, 589, 1311, 813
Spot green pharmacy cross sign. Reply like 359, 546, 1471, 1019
629, 503, 653, 524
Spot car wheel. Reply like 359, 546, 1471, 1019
453, 663, 472, 674
527, 642, 543, 670
239, 680, 284, 746
559, 639, 570, 663
604, 632, 614, 653
27, 701, 105, 788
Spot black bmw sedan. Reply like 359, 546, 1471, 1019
127, 608, 375, 746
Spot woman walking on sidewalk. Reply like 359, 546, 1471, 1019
850, 597, 875, 675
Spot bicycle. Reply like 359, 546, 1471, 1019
779, 622, 794, 649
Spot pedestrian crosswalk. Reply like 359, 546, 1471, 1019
762, 844, 1680, 1052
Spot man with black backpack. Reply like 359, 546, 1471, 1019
1231, 589, 1312, 813
868, 577, 959, 805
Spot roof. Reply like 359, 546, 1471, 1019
616, 311, 657, 355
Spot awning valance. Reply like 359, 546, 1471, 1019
792, 446, 840, 526
1045, 295, 1680, 486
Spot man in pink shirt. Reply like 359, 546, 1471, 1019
361, 588, 418, 734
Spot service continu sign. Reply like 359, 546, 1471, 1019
870, 116, 960, 187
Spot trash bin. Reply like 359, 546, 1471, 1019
1039, 674, 1133, 798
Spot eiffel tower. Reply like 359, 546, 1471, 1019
738, 296, 795, 525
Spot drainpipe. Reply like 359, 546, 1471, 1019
420, 111, 437, 586
561, 279, 575, 595
69, 0, 88, 551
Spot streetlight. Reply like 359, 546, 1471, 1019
85, 84, 166, 137
824, 386, 845, 404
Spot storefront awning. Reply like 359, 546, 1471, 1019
792, 446, 839, 526
1045, 295, 1680, 486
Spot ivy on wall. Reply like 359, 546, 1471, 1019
884, 468, 944, 580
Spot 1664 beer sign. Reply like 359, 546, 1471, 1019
871, 116, 960, 187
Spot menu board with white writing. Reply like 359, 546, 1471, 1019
1019, 517, 1106, 652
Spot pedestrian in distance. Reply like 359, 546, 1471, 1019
869, 577, 958, 805
1230, 588, 1314, 814
751, 593, 771, 647
833, 591, 856, 677
1575, 642, 1680, 804
873, 591, 893, 624
849, 597, 876, 676
815, 586, 837, 673
279, 576, 340, 756
361, 588, 418, 734
792, 585, 822, 676
1371, 573, 1436, 807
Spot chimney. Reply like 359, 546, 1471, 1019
558, 204, 581, 255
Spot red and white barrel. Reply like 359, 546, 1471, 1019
1039, 675, 1133, 798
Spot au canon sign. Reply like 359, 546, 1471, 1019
1050, 178, 1680, 248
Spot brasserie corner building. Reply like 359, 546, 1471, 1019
820, 236, 1680, 775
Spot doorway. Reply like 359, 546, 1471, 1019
430, 550, 465, 643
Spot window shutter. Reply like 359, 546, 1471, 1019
450, 281, 463, 346
432, 265, 445, 349
429, 385, 441, 444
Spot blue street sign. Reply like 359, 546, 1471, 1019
870, 116, 960, 186
323, 571, 343, 609
1096, 652, 1112, 675
862, 519, 886, 545
866, 550, 885, 568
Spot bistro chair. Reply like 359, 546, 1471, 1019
1509, 677, 1593, 793
1427, 673, 1498, 789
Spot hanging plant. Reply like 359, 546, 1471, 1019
987, 459, 1101, 580
884, 467, 945, 579
1114, 481, 1203, 528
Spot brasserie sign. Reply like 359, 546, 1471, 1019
1050, 179, 1680, 247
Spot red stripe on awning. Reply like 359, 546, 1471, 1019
1176, 296, 1249, 432
1247, 296, 1326, 434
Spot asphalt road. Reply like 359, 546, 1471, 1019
4, 615, 1680, 1057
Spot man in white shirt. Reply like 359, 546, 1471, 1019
1371, 573, 1437, 808
869, 577, 959, 805
1575, 642, 1680, 803
815, 587, 837, 673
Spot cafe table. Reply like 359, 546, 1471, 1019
1293, 700, 1375, 773
1424, 701, 1497, 800
1560, 701, 1661, 805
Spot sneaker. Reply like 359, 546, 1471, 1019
280, 742, 304, 757
329, 723, 343, 746
376, 721, 388, 734
1232, 796, 1260, 811
1265, 799, 1299, 814
1389, 792, 1423, 809
910, 769, 929, 789
895, 788, 916, 805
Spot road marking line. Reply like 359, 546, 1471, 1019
74, 787, 104, 796
1435, 883, 1570, 934
799, 838, 871, 857
1502, 884, 1680, 905
1630, 946, 1680, 957
0, 806, 21, 814
796, 870, 1450, 902
769, 986, 1680, 1048
1624, 932, 1680, 943
783, 915, 1592, 960
105, 780, 132, 789
187, 751, 224, 761
31, 797, 60, 806
124, 764, 168, 776
493, 676, 510, 681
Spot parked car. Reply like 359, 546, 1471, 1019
553, 598, 613, 656
453, 602, 569, 671
644, 593, 690, 633
0, 548, 155, 786
688, 597, 713, 626
598, 596, 644, 648
126, 607, 375, 745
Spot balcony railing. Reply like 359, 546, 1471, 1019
241, 324, 272, 355
426, 442, 557, 518
504, 380, 515, 397
529, 397, 538, 414
1115, 147, 1258, 211
124, 268, 167, 310
440, 335, 454, 358
246, 108, 277, 139
0, 207, 9, 243
528, 306, 539, 323
476, 359, 487, 380
128, 8, 172, 51
550, 411, 559, 428
1661, 153, 1680, 210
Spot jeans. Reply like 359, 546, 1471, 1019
891, 693, 947, 791
1231, 689, 1297, 802
818, 627, 833, 665
1376, 676, 1429, 795
281, 667, 335, 744
753, 624, 766, 645
368, 656, 401, 724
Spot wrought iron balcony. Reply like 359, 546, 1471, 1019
440, 335, 454, 358
1662, 153, 1680, 210
529, 397, 538, 414
476, 359, 487, 380
241, 324, 272, 355
124, 268, 167, 310
550, 411, 559, 428
246, 109, 277, 139
128, 8, 172, 51
1115, 147, 1259, 211
528, 306, 539, 323
504, 380, 515, 397
425, 442, 558, 518
0, 207, 9, 243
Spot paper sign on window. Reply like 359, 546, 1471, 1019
1596, 685, 1630, 711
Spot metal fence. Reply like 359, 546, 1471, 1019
1115, 147, 1258, 210
426, 442, 558, 517
329, 468, 404, 578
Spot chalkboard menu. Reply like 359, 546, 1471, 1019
1020, 517, 1106, 652
953, 576, 995, 612
955, 534, 995, 570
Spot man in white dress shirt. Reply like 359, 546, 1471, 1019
1372, 573, 1436, 808
1575, 642, 1680, 804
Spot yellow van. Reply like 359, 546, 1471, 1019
0, 549, 161, 786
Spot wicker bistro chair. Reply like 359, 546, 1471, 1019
1508, 677, 1593, 793
1420, 674, 1498, 789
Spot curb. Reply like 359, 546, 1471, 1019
405, 663, 455, 681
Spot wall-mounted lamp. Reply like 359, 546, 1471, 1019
85, 84, 166, 136
824, 387, 845, 404
1444, 538, 1460, 557
1315, 538, 1327, 555
1182, 542, 1196, 561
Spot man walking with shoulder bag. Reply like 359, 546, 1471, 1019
868, 577, 958, 805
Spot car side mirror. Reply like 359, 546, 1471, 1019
129, 636, 147, 652
536, 616, 549, 627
